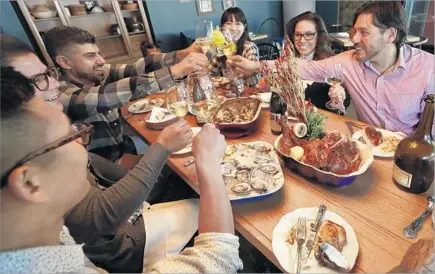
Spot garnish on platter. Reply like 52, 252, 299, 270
263, 38, 365, 176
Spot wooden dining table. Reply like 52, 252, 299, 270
121, 88, 434, 273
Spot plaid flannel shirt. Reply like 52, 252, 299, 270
60, 52, 178, 161
209, 40, 261, 87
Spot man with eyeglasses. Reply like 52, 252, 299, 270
44, 26, 207, 162
0, 35, 205, 272
0, 67, 243, 273
228, 1, 434, 136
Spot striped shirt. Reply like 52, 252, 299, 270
60, 52, 178, 161
210, 40, 261, 87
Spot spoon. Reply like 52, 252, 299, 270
403, 196, 434, 239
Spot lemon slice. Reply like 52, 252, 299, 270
213, 29, 227, 46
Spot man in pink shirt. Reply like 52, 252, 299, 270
229, 1, 434, 135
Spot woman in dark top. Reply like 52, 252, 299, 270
286, 11, 350, 112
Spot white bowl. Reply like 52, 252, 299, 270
33, 10, 54, 19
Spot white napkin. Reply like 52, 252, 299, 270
148, 107, 176, 123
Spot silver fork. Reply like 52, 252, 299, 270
296, 217, 307, 273
403, 196, 434, 239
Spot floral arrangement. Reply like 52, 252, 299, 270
261, 38, 326, 140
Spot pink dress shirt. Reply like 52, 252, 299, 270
298, 45, 435, 136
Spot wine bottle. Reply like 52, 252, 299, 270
393, 94, 434, 194
270, 91, 285, 135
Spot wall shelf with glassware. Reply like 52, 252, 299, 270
96, 34, 122, 40
68, 11, 114, 18
128, 31, 145, 36
17, 0, 154, 66
33, 17, 61, 22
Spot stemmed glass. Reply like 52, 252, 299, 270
186, 72, 219, 124
325, 63, 346, 115
217, 29, 244, 96
195, 20, 213, 53
166, 81, 189, 120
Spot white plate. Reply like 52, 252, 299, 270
222, 141, 284, 201
352, 127, 404, 158
172, 127, 201, 155
272, 208, 359, 273
250, 92, 271, 108
128, 98, 164, 113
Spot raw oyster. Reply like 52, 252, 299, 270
259, 164, 279, 175
231, 183, 251, 195
221, 163, 236, 177
225, 145, 236, 156
223, 159, 239, 167
235, 169, 250, 182
250, 178, 269, 193
253, 156, 272, 165
250, 143, 271, 153
315, 243, 350, 271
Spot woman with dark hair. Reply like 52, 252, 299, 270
286, 11, 350, 112
210, 7, 261, 87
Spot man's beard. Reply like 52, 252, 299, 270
76, 68, 104, 85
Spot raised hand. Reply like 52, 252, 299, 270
156, 119, 193, 153
171, 52, 208, 79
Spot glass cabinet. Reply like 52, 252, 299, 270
16, 0, 153, 65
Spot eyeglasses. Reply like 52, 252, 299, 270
31, 66, 60, 91
0, 122, 94, 188
294, 32, 317, 41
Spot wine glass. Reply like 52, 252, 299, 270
166, 81, 189, 120
195, 20, 213, 53
217, 28, 237, 57
222, 68, 244, 97
186, 72, 219, 124
325, 63, 346, 115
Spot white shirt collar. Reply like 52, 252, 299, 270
302, 51, 315, 61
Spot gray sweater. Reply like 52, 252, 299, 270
64, 143, 171, 273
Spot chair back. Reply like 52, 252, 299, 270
257, 43, 280, 60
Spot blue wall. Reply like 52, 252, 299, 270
0, 0, 34, 49
145, 0, 283, 52
316, 0, 338, 26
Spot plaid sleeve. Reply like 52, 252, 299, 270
104, 52, 177, 83
60, 70, 173, 121
242, 41, 261, 86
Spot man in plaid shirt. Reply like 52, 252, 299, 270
44, 26, 207, 161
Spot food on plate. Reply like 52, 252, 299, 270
378, 135, 401, 153
279, 128, 362, 175
155, 111, 166, 121
221, 142, 283, 199
315, 243, 350, 271
314, 220, 347, 252
365, 126, 383, 146
213, 98, 260, 123
211, 76, 230, 87
289, 146, 304, 161
293, 122, 308, 138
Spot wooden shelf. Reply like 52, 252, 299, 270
96, 34, 121, 40
121, 9, 139, 12
33, 17, 60, 22
128, 31, 146, 36
69, 12, 114, 18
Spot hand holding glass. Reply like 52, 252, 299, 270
166, 82, 189, 120
325, 63, 346, 114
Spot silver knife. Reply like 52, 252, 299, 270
302, 205, 327, 266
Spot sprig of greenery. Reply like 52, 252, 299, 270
305, 111, 326, 140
